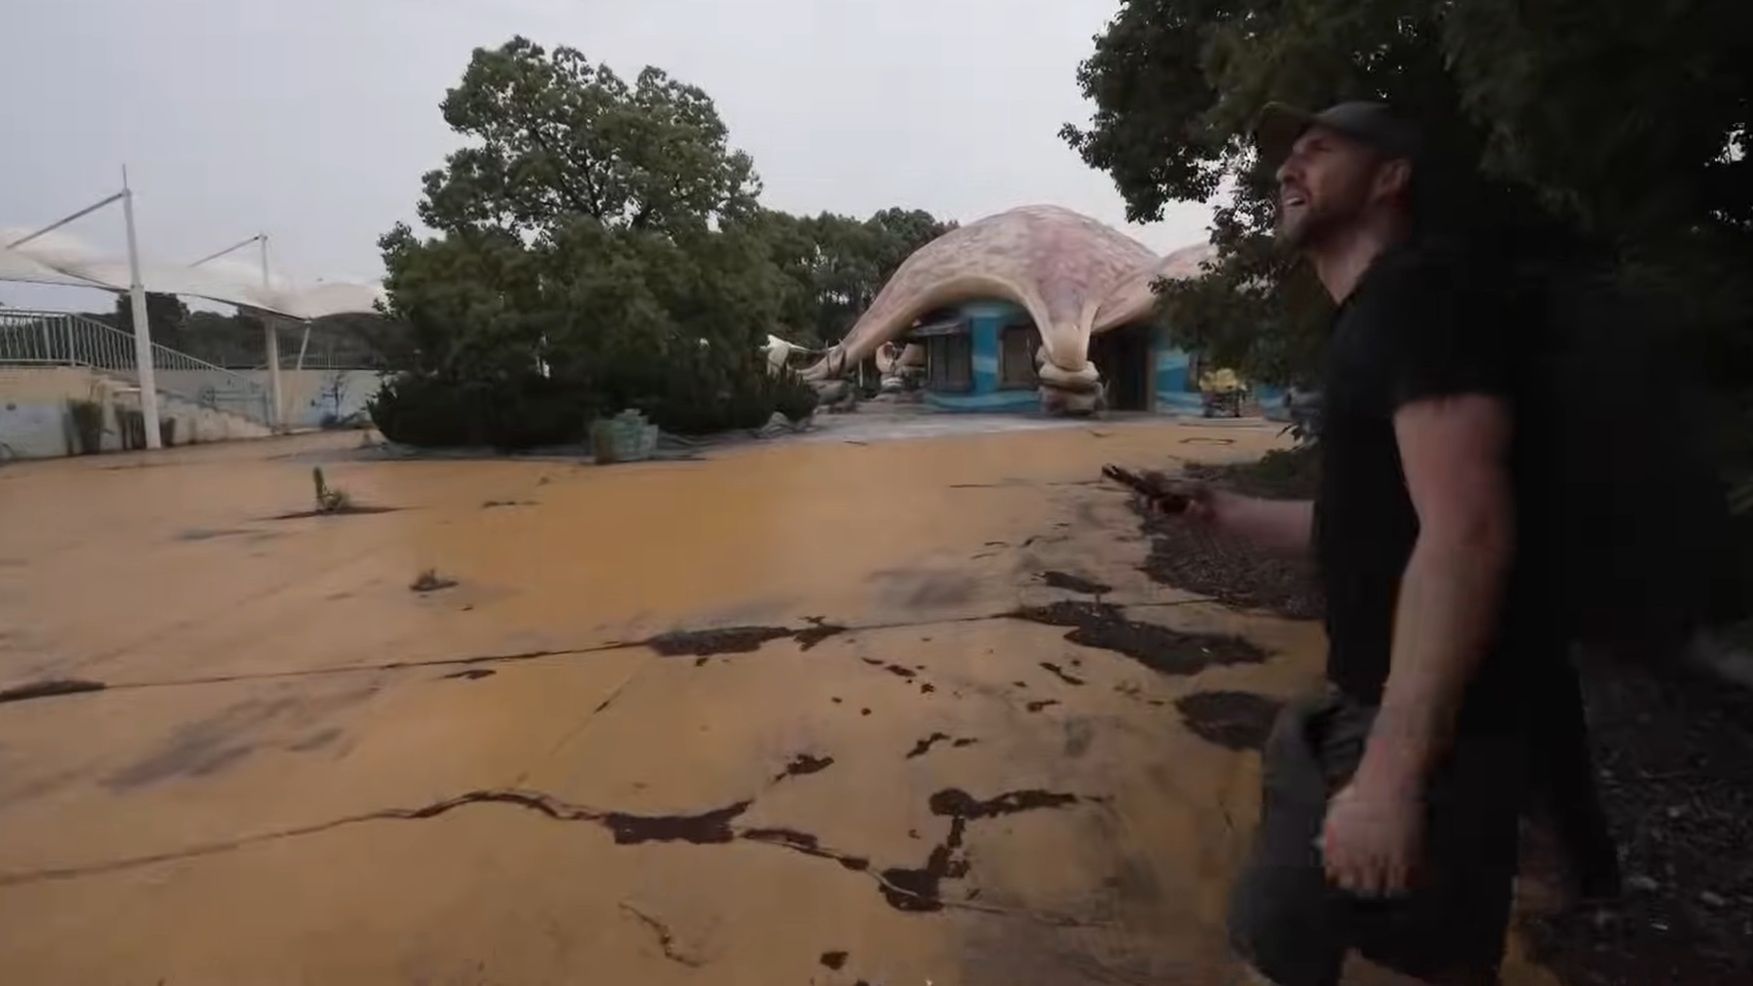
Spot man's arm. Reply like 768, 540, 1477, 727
1322, 393, 1516, 895
1358, 393, 1515, 790
1206, 495, 1315, 555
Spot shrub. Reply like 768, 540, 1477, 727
635, 352, 817, 435
67, 399, 105, 454
368, 371, 597, 449
767, 368, 820, 422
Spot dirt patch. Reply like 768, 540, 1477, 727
1040, 571, 1111, 595
1125, 447, 1323, 619
820, 950, 848, 970
1174, 691, 1283, 751
1009, 601, 1267, 675
1026, 699, 1060, 713
0, 678, 106, 705
1522, 662, 1753, 986
1133, 507, 1322, 620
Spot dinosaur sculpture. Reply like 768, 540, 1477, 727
802, 205, 1212, 413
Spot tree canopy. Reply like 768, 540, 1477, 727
1063, 0, 1753, 388
377, 38, 953, 442
418, 36, 759, 237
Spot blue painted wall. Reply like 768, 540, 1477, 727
915, 300, 1223, 415
923, 300, 1042, 412
1152, 335, 1203, 414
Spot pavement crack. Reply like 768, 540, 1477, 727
618, 903, 706, 967
43, 604, 1218, 700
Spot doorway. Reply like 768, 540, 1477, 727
1089, 324, 1153, 411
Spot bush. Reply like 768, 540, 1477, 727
369, 354, 815, 447
635, 353, 817, 435
368, 371, 597, 449
768, 368, 820, 422
67, 399, 104, 455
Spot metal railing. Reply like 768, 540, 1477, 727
0, 309, 271, 424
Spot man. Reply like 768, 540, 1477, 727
1181, 102, 1561, 985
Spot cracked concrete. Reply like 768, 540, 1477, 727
0, 423, 1563, 985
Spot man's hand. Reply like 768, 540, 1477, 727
1133, 472, 1242, 525
1321, 781, 1425, 897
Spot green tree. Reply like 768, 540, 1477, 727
113, 291, 190, 352
1063, 0, 1753, 388
378, 37, 945, 442
418, 36, 760, 238
741, 207, 955, 346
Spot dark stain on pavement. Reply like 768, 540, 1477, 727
441, 668, 496, 681
176, 527, 257, 542
1040, 571, 1111, 595
0, 679, 106, 705
793, 616, 848, 650
1039, 661, 1085, 686
606, 801, 752, 845
1062, 719, 1095, 758
1010, 601, 1267, 675
646, 626, 794, 656
286, 728, 344, 752
906, 733, 951, 758
1175, 691, 1284, 751
820, 950, 849, 969
774, 753, 834, 782
1026, 699, 1060, 713
878, 787, 1084, 912
646, 619, 849, 657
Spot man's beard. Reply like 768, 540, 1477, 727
1277, 202, 1337, 249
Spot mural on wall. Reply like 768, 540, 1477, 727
802, 205, 1213, 414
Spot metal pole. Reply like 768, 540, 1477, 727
122, 172, 163, 450
259, 237, 285, 432
7, 191, 127, 249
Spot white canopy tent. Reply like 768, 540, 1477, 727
2, 181, 385, 446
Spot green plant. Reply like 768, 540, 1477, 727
312, 467, 351, 513
368, 371, 596, 449
67, 399, 104, 455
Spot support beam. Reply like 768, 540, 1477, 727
264, 318, 284, 432
121, 179, 163, 450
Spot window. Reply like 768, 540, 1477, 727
926, 333, 973, 392
1000, 325, 1040, 389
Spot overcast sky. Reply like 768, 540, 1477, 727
2, 0, 1214, 309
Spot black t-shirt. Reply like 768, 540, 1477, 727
1315, 244, 1557, 730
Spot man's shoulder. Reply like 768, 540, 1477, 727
1354, 243, 1470, 313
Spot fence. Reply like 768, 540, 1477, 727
0, 309, 271, 424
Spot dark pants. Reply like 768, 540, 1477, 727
1228, 688, 1524, 986
1525, 657, 1620, 899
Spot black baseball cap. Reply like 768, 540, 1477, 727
1254, 101, 1422, 167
